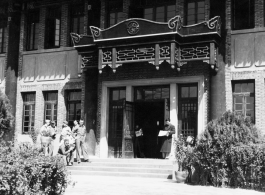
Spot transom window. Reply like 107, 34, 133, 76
22, 93, 35, 134
134, 86, 169, 101
233, 80, 255, 122
186, 0, 205, 25
26, 11, 39, 50
67, 90, 81, 127
45, 6, 61, 49
232, 0, 254, 30
0, 16, 7, 53
44, 91, 58, 123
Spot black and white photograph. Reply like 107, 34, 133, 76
0, 0, 264, 194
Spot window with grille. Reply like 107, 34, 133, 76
0, 16, 7, 53
178, 84, 198, 138
70, 4, 84, 45
45, 6, 61, 49
26, 11, 39, 50
107, 0, 124, 27
185, 0, 205, 25
232, 80, 255, 122
67, 91, 81, 127
144, 4, 175, 22
22, 93, 35, 134
44, 91, 58, 123
232, 0, 254, 30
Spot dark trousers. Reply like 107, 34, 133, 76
76, 137, 89, 162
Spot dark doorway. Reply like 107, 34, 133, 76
135, 101, 165, 158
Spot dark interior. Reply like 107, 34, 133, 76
134, 101, 165, 159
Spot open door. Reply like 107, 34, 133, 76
122, 101, 135, 158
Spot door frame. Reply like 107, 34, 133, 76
100, 76, 205, 158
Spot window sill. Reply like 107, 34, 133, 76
231, 27, 265, 35
0, 53, 6, 57
22, 47, 75, 55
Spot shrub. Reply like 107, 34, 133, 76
0, 90, 14, 140
192, 111, 265, 190
0, 142, 73, 195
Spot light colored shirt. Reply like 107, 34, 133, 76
76, 125, 86, 138
40, 125, 51, 137
61, 126, 72, 138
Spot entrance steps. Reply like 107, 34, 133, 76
68, 158, 173, 179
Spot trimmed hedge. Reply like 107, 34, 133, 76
0, 142, 72, 195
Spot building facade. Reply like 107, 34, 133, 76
0, 0, 264, 158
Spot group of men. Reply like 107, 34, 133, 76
39, 119, 89, 166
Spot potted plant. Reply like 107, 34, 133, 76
173, 134, 194, 183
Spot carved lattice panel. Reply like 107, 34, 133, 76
116, 46, 155, 62
181, 45, 210, 60
159, 44, 171, 59
102, 49, 112, 63
82, 54, 98, 68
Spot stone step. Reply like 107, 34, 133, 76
80, 158, 173, 164
68, 165, 172, 174
68, 170, 172, 179
73, 162, 172, 169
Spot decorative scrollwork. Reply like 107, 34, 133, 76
206, 16, 221, 30
102, 50, 112, 63
181, 46, 210, 60
81, 55, 97, 68
70, 33, 82, 44
90, 26, 101, 38
159, 44, 170, 58
127, 21, 140, 35
168, 15, 182, 31
116, 46, 155, 62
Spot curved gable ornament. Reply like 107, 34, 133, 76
168, 15, 182, 31
206, 16, 221, 30
70, 32, 82, 44
127, 21, 140, 35
90, 26, 101, 38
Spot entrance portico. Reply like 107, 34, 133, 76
99, 76, 205, 158
70, 15, 221, 158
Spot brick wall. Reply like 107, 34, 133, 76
224, 0, 265, 134
60, 3, 69, 47
255, 0, 264, 27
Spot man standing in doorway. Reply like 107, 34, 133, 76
76, 119, 89, 163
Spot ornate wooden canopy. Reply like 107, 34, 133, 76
71, 15, 221, 73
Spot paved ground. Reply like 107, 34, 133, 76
64, 175, 264, 195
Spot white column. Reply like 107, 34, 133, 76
170, 83, 178, 131
100, 85, 108, 158
126, 85, 133, 101
169, 83, 178, 158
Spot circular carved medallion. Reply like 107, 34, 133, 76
127, 21, 139, 35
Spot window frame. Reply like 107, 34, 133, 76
232, 80, 255, 123
26, 10, 40, 51
185, 0, 205, 25
22, 93, 36, 134
45, 6, 61, 49
70, 4, 84, 46
43, 91, 58, 124
66, 90, 82, 127
143, 4, 176, 22
0, 16, 7, 53
232, 0, 254, 30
